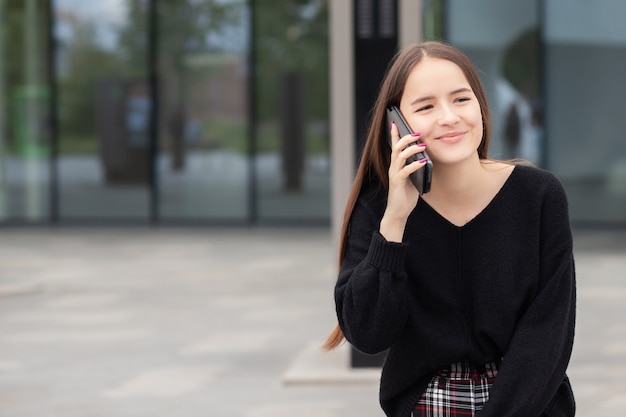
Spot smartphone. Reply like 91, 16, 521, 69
386, 106, 432, 194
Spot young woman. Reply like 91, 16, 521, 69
324, 41, 576, 417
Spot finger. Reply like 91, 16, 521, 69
390, 137, 426, 173
401, 157, 429, 177
389, 156, 428, 188
389, 122, 401, 148
395, 132, 423, 152
398, 142, 427, 161
390, 144, 428, 181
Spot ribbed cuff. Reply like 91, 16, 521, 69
367, 231, 408, 273
542, 375, 576, 417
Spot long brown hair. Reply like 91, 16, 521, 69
323, 41, 493, 350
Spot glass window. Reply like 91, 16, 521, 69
544, 0, 626, 223
427, 0, 626, 224
427, 0, 542, 165
157, 0, 250, 222
2, 0, 332, 226
252, 0, 330, 224
0, 0, 51, 222
54, 0, 150, 220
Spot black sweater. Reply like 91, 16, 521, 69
335, 165, 576, 417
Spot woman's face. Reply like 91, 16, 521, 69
399, 57, 483, 166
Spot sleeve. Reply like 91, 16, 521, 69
478, 175, 576, 417
334, 196, 412, 355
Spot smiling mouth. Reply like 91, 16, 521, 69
436, 132, 465, 142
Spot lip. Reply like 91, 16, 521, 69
435, 131, 465, 143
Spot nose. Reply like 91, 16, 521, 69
437, 103, 460, 125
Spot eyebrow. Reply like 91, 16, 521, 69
409, 87, 473, 106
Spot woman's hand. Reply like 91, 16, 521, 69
380, 122, 428, 242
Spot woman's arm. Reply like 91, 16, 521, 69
334, 195, 412, 354
335, 123, 426, 354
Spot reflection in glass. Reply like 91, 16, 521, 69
253, 0, 330, 223
0, 0, 50, 222
158, 0, 250, 221
497, 28, 542, 164
425, 0, 626, 224
435, 0, 542, 165
55, 0, 150, 219
544, 0, 626, 223
4, 0, 331, 225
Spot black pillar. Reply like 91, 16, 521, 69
280, 72, 305, 192
354, 0, 399, 160
351, 0, 399, 368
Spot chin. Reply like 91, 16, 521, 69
431, 149, 479, 166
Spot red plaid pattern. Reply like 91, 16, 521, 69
413, 361, 499, 417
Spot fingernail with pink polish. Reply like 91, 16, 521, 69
411, 132, 421, 137
418, 157, 428, 163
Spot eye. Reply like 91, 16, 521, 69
416, 104, 433, 112
455, 96, 471, 103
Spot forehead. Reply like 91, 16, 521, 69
403, 57, 470, 94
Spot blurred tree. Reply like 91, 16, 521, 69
117, 0, 243, 169
423, 0, 447, 41
117, 0, 243, 68
254, 0, 328, 122
253, 0, 328, 191
55, 0, 241, 150
3, 0, 49, 153
58, 21, 120, 143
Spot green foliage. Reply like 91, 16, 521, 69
2, 0, 330, 158
207, 119, 327, 155
253, 0, 329, 122
58, 22, 123, 139
502, 29, 540, 100
58, 134, 98, 154
423, 0, 447, 41
204, 119, 248, 152
2, 0, 49, 154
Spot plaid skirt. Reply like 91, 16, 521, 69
413, 361, 499, 417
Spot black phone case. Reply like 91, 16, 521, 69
386, 106, 432, 194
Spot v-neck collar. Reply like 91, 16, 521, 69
417, 165, 518, 229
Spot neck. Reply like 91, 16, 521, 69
429, 156, 487, 202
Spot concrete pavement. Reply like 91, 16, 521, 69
0, 227, 625, 416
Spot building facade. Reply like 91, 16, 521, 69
1, 0, 625, 228
1, 0, 330, 225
